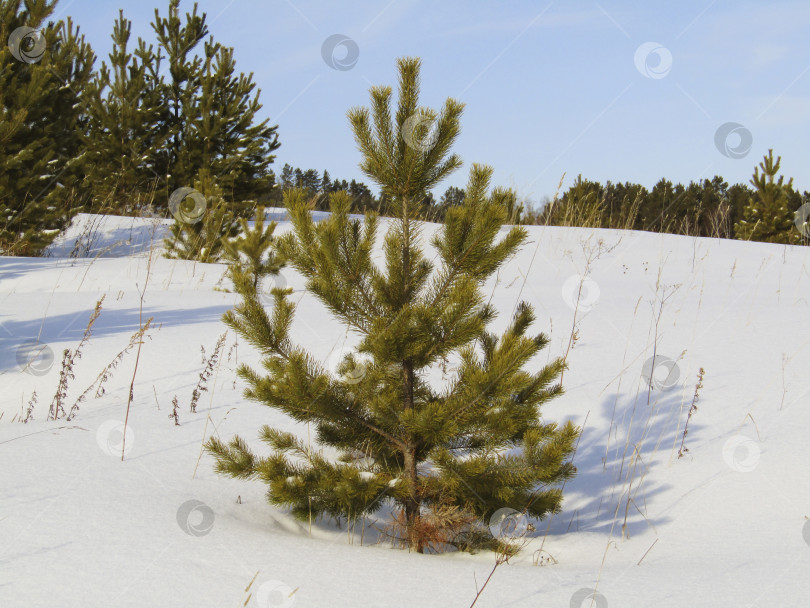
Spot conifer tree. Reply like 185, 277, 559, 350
321, 170, 332, 194
0, 0, 94, 255
222, 206, 285, 289
151, 0, 279, 212
503, 189, 524, 225
433, 185, 466, 221
279, 164, 295, 190
205, 57, 579, 554
163, 169, 238, 262
541, 175, 604, 227
734, 149, 799, 244
150, 0, 206, 191
188, 37, 280, 212
83, 10, 170, 212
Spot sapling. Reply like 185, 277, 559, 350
206, 57, 579, 554
222, 205, 286, 290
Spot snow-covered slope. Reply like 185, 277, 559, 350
2, 213, 809, 607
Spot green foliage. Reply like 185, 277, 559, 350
541, 175, 613, 229
348, 57, 463, 216
163, 170, 238, 262
734, 149, 801, 244
206, 57, 579, 554
0, 0, 94, 255
84, 0, 280, 217
537, 173, 758, 240
222, 205, 286, 289
0, 0, 280, 257
419, 186, 464, 223
83, 9, 169, 212
276, 163, 383, 214
150, 0, 209, 192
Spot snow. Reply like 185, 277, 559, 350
2, 213, 810, 607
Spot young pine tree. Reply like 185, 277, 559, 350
151, 0, 279, 213
84, 10, 170, 212
222, 206, 286, 290
734, 149, 799, 244
0, 0, 94, 255
163, 169, 238, 262
205, 57, 579, 554
150, 0, 207, 192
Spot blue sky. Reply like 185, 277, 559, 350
56, 0, 810, 204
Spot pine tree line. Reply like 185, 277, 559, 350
2, 0, 806, 257
271, 163, 481, 222
269, 161, 809, 245
531, 163, 809, 243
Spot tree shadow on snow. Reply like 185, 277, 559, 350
45, 215, 170, 258
542, 385, 701, 540
0, 304, 231, 375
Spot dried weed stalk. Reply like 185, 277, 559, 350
190, 332, 227, 413
66, 318, 154, 421
48, 296, 104, 420
678, 367, 704, 458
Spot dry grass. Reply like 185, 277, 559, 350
560, 236, 620, 385
190, 332, 227, 413
22, 391, 37, 424
66, 318, 154, 421
169, 395, 180, 426
48, 296, 104, 420
121, 236, 158, 460
678, 368, 704, 458
378, 502, 485, 554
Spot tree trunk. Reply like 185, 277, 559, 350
402, 444, 423, 553
402, 359, 423, 553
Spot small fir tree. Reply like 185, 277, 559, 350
205, 57, 579, 554
734, 149, 799, 244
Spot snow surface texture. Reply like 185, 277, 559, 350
1, 212, 809, 607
